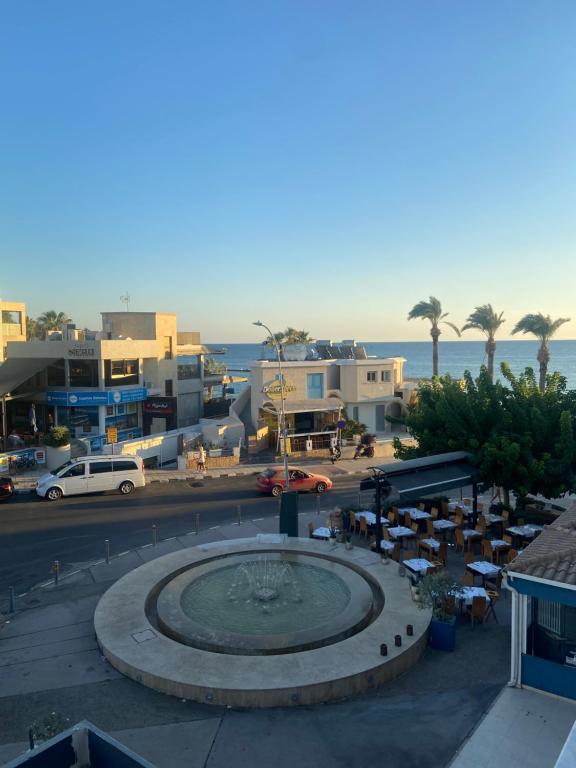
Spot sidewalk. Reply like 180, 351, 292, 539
448, 686, 576, 768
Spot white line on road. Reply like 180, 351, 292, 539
209, 525, 221, 530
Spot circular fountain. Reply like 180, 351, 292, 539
95, 537, 430, 707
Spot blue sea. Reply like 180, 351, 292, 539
192, 340, 576, 390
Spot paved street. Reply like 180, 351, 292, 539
0, 472, 365, 597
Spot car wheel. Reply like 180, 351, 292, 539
316, 482, 328, 494
46, 487, 62, 501
271, 485, 283, 497
119, 480, 134, 495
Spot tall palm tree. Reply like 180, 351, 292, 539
462, 304, 506, 380
512, 313, 570, 392
36, 310, 72, 338
408, 296, 461, 377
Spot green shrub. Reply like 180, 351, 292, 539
43, 427, 71, 447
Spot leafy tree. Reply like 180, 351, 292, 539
407, 296, 461, 377
462, 304, 505, 380
262, 331, 286, 347
394, 364, 576, 507
26, 316, 38, 340
511, 313, 570, 392
284, 328, 312, 344
36, 310, 73, 338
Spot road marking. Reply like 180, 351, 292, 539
141, 543, 152, 548
164, 537, 177, 541
251, 518, 264, 522
209, 525, 221, 530
117, 551, 131, 557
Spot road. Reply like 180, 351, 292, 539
0, 474, 366, 597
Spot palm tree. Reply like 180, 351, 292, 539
26, 316, 38, 340
512, 313, 571, 392
407, 296, 461, 377
263, 331, 286, 347
284, 328, 312, 344
462, 304, 506, 380
36, 310, 72, 338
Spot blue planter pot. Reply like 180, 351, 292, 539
429, 616, 456, 651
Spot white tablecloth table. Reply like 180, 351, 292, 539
490, 539, 510, 551
454, 586, 490, 607
400, 507, 432, 522
419, 537, 440, 552
378, 540, 395, 552
433, 519, 456, 531
312, 527, 331, 540
388, 526, 416, 541
402, 558, 433, 575
507, 525, 543, 540
485, 513, 504, 524
355, 511, 388, 527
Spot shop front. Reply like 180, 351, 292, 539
46, 387, 147, 443
143, 396, 178, 434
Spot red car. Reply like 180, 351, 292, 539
256, 466, 333, 497
0, 475, 14, 502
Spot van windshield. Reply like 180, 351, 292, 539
51, 460, 76, 476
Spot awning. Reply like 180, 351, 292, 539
360, 451, 478, 500
0, 357, 54, 397
262, 398, 344, 415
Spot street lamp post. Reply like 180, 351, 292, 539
253, 321, 290, 492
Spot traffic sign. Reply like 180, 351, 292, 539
106, 427, 118, 444
337, 419, 346, 430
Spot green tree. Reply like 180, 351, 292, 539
394, 364, 576, 507
511, 313, 570, 392
284, 328, 312, 344
36, 310, 73, 338
462, 304, 505, 380
407, 297, 460, 377
26, 316, 38, 340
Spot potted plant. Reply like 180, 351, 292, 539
417, 571, 461, 652
328, 525, 338, 545
43, 427, 71, 471
344, 533, 353, 550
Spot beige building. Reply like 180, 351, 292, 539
0, 312, 204, 448
250, 347, 414, 447
0, 301, 26, 362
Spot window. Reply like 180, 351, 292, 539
61, 463, 85, 478
165, 379, 173, 396
164, 336, 173, 360
113, 460, 138, 472
89, 461, 114, 474
367, 371, 377, 382
381, 370, 391, 382
104, 359, 139, 387
69, 359, 99, 387
306, 373, 324, 399
352, 406, 359, 421
537, 600, 562, 634
47, 360, 65, 386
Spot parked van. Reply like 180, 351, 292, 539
36, 456, 145, 501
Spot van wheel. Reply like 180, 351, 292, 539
271, 485, 283, 497
46, 487, 62, 501
119, 481, 134, 495
316, 482, 327, 494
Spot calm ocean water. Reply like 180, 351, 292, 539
194, 340, 576, 389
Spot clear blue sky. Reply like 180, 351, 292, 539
1, 1, 575, 342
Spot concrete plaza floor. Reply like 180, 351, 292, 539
0, 508, 567, 768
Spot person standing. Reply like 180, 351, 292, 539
197, 444, 206, 474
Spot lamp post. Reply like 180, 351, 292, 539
253, 321, 290, 491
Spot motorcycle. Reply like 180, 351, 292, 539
353, 444, 374, 460
329, 445, 342, 463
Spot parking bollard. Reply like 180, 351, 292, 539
152, 524, 157, 547
237, 505, 242, 525
195, 512, 200, 535
8, 586, 16, 613
52, 560, 60, 585
105, 539, 110, 564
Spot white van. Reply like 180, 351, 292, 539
36, 455, 145, 501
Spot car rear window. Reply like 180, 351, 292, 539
260, 469, 276, 478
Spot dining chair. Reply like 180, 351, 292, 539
468, 596, 487, 627
418, 502, 426, 511
455, 512, 464, 528
411, 522, 420, 536
382, 525, 390, 540
359, 516, 368, 538
431, 506, 439, 520
516, 518, 525, 526
388, 510, 397, 525
426, 520, 435, 537
481, 539, 494, 562
391, 543, 401, 562
464, 551, 475, 565
349, 510, 358, 534
463, 498, 472, 506
438, 541, 448, 566
455, 529, 465, 553
485, 591, 500, 622
441, 500, 450, 518
507, 548, 519, 564
307, 522, 314, 538
461, 572, 475, 586
475, 518, 487, 534
503, 534, 513, 545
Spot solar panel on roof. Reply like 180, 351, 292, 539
353, 346, 367, 359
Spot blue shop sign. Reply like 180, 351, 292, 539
47, 388, 147, 406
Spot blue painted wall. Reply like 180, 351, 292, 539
522, 654, 576, 700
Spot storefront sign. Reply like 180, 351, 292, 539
47, 388, 147, 406
143, 396, 175, 416
67, 346, 96, 357
261, 377, 297, 399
